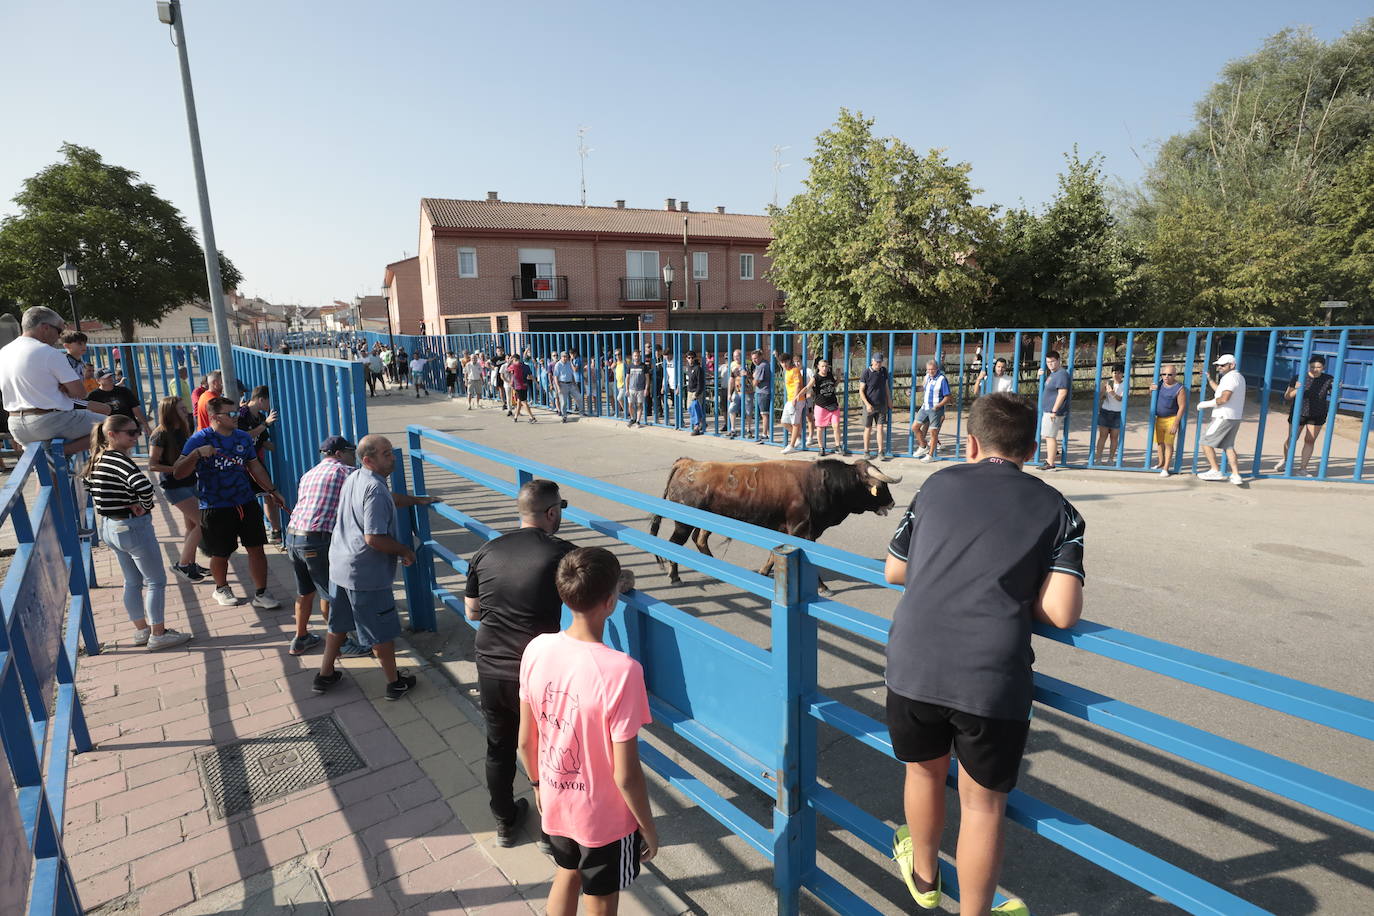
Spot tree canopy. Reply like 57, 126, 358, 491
0, 143, 240, 340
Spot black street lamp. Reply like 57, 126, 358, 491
58, 255, 80, 330
381, 283, 396, 353
662, 262, 675, 310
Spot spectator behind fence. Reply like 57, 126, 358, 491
1096, 364, 1126, 462
1197, 353, 1247, 486
860, 352, 891, 459
884, 391, 1084, 916
625, 350, 647, 428
313, 434, 432, 698
88, 368, 152, 437
778, 352, 804, 454
237, 386, 281, 543
1150, 364, 1187, 477
0, 306, 111, 457
802, 359, 842, 456
684, 350, 705, 436
519, 546, 655, 912
84, 415, 191, 651
60, 330, 89, 381
978, 357, 1015, 395
174, 365, 194, 414
445, 351, 460, 400
194, 369, 225, 429
173, 396, 286, 608
465, 479, 577, 846
148, 396, 208, 583
1277, 355, 1335, 477
751, 349, 773, 441
1038, 350, 1070, 471
912, 360, 952, 463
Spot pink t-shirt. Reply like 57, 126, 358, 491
519, 632, 652, 848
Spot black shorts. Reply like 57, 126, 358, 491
201, 502, 268, 558
864, 407, 887, 428
511, 389, 527, 403
547, 830, 642, 896
886, 690, 1029, 793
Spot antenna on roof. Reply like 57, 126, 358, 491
577, 126, 594, 207
772, 145, 791, 208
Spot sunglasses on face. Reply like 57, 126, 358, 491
546, 500, 568, 512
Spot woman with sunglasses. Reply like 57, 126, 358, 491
83, 415, 191, 651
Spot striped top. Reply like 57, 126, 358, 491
88, 450, 156, 518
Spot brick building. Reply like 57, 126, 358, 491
408, 194, 784, 335
381, 257, 424, 334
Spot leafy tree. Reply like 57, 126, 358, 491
1315, 141, 1374, 322
768, 109, 996, 330
0, 143, 241, 340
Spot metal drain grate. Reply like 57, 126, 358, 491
197, 714, 365, 819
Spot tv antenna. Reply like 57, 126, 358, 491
772, 145, 791, 208
578, 126, 593, 206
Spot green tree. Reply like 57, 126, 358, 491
1315, 141, 1374, 321
0, 143, 241, 340
768, 109, 996, 330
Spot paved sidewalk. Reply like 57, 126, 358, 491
65, 500, 688, 915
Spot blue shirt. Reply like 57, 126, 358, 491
1155, 382, 1183, 417
329, 469, 398, 591
554, 361, 577, 383
921, 374, 950, 410
1040, 368, 1071, 416
182, 427, 258, 509
752, 360, 772, 393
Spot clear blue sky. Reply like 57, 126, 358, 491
2, 0, 1368, 307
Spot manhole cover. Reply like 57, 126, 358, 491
197, 714, 365, 819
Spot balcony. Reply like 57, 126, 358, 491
619, 277, 664, 301
510, 275, 569, 301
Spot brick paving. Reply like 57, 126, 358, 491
66, 500, 687, 915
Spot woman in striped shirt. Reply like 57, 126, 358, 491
82, 415, 191, 651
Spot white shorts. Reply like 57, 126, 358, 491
781, 402, 799, 425
1040, 413, 1064, 439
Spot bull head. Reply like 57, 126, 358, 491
856, 460, 902, 487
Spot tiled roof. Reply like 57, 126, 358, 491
422, 198, 773, 241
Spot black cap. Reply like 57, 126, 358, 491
319, 435, 355, 454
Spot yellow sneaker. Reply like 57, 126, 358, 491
891, 825, 941, 909
991, 899, 1028, 915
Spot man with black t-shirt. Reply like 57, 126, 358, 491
884, 392, 1084, 916
464, 479, 575, 846
88, 369, 151, 437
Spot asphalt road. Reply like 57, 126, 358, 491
362, 390, 1374, 915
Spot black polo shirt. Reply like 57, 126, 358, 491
465, 527, 575, 681
87, 385, 141, 420
885, 458, 1085, 720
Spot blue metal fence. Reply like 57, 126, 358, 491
0, 443, 102, 916
396, 426, 1374, 915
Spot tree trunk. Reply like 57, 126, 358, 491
119, 316, 137, 342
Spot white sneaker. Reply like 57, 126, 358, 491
1159, 468, 1170, 478
914, 447, 929, 459
780, 444, 796, 454
251, 591, 281, 610
921, 452, 935, 463
147, 629, 192, 651
213, 587, 238, 606
1196, 469, 1226, 482
1229, 472, 1244, 486
132, 627, 152, 647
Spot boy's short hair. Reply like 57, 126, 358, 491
969, 392, 1036, 457
61, 331, 88, 345
251, 385, 270, 400
1045, 350, 1061, 361
556, 547, 621, 612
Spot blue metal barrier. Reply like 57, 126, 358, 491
397, 426, 1373, 915
0, 443, 102, 916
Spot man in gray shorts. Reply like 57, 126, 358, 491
1196, 353, 1246, 486
911, 360, 951, 462
0, 307, 110, 457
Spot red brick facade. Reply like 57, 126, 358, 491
382, 257, 424, 334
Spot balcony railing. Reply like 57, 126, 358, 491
511, 275, 569, 301
619, 277, 664, 301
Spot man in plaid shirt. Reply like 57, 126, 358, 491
285, 435, 443, 656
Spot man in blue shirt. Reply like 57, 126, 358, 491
553, 351, 578, 422
313, 434, 419, 701
751, 349, 773, 442
1038, 350, 1071, 471
911, 360, 951, 463
173, 396, 288, 609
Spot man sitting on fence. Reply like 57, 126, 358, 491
0, 306, 111, 457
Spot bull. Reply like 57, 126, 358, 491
648, 457, 901, 592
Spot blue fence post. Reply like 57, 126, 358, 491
403, 432, 438, 633
1281, 329, 1316, 478
769, 544, 817, 915
1318, 329, 1351, 479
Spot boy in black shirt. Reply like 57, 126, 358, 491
884, 392, 1084, 915
88, 369, 152, 437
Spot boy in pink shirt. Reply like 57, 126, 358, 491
519, 547, 657, 913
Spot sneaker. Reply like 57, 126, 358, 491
561, 416, 567, 423
190, 562, 211, 578
312, 670, 343, 694
1229, 472, 1244, 486
1272, 460, 1286, 473
337, 637, 373, 657
289, 633, 322, 656
172, 563, 205, 583
1304, 471, 1317, 478
251, 591, 281, 610
213, 587, 238, 606
913, 446, 929, 459
147, 629, 192, 651
1159, 468, 1170, 478
866, 451, 877, 459
781, 444, 795, 454
920, 452, 935, 463
892, 825, 941, 909
991, 901, 1029, 915
386, 671, 417, 701
1197, 469, 1227, 481
496, 797, 530, 847
132, 627, 151, 647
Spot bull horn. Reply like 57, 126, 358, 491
863, 463, 902, 485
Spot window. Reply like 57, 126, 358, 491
739, 253, 755, 280
458, 247, 478, 278
625, 250, 659, 277
190, 317, 209, 334
693, 252, 708, 280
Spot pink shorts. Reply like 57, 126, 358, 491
813, 405, 840, 427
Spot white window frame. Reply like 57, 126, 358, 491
458, 247, 478, 278
693, 251, 709, 280
739, 253, 755, 280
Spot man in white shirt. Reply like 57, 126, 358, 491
1196, 353, 1246, 485
0, 306, 111, 456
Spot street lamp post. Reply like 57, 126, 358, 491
58, 256, 80, 331
381, 283, 396, 354
662, 263, 675, 311
156, 0, 238, 395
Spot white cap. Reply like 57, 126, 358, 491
1213, 353, 1236, 366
